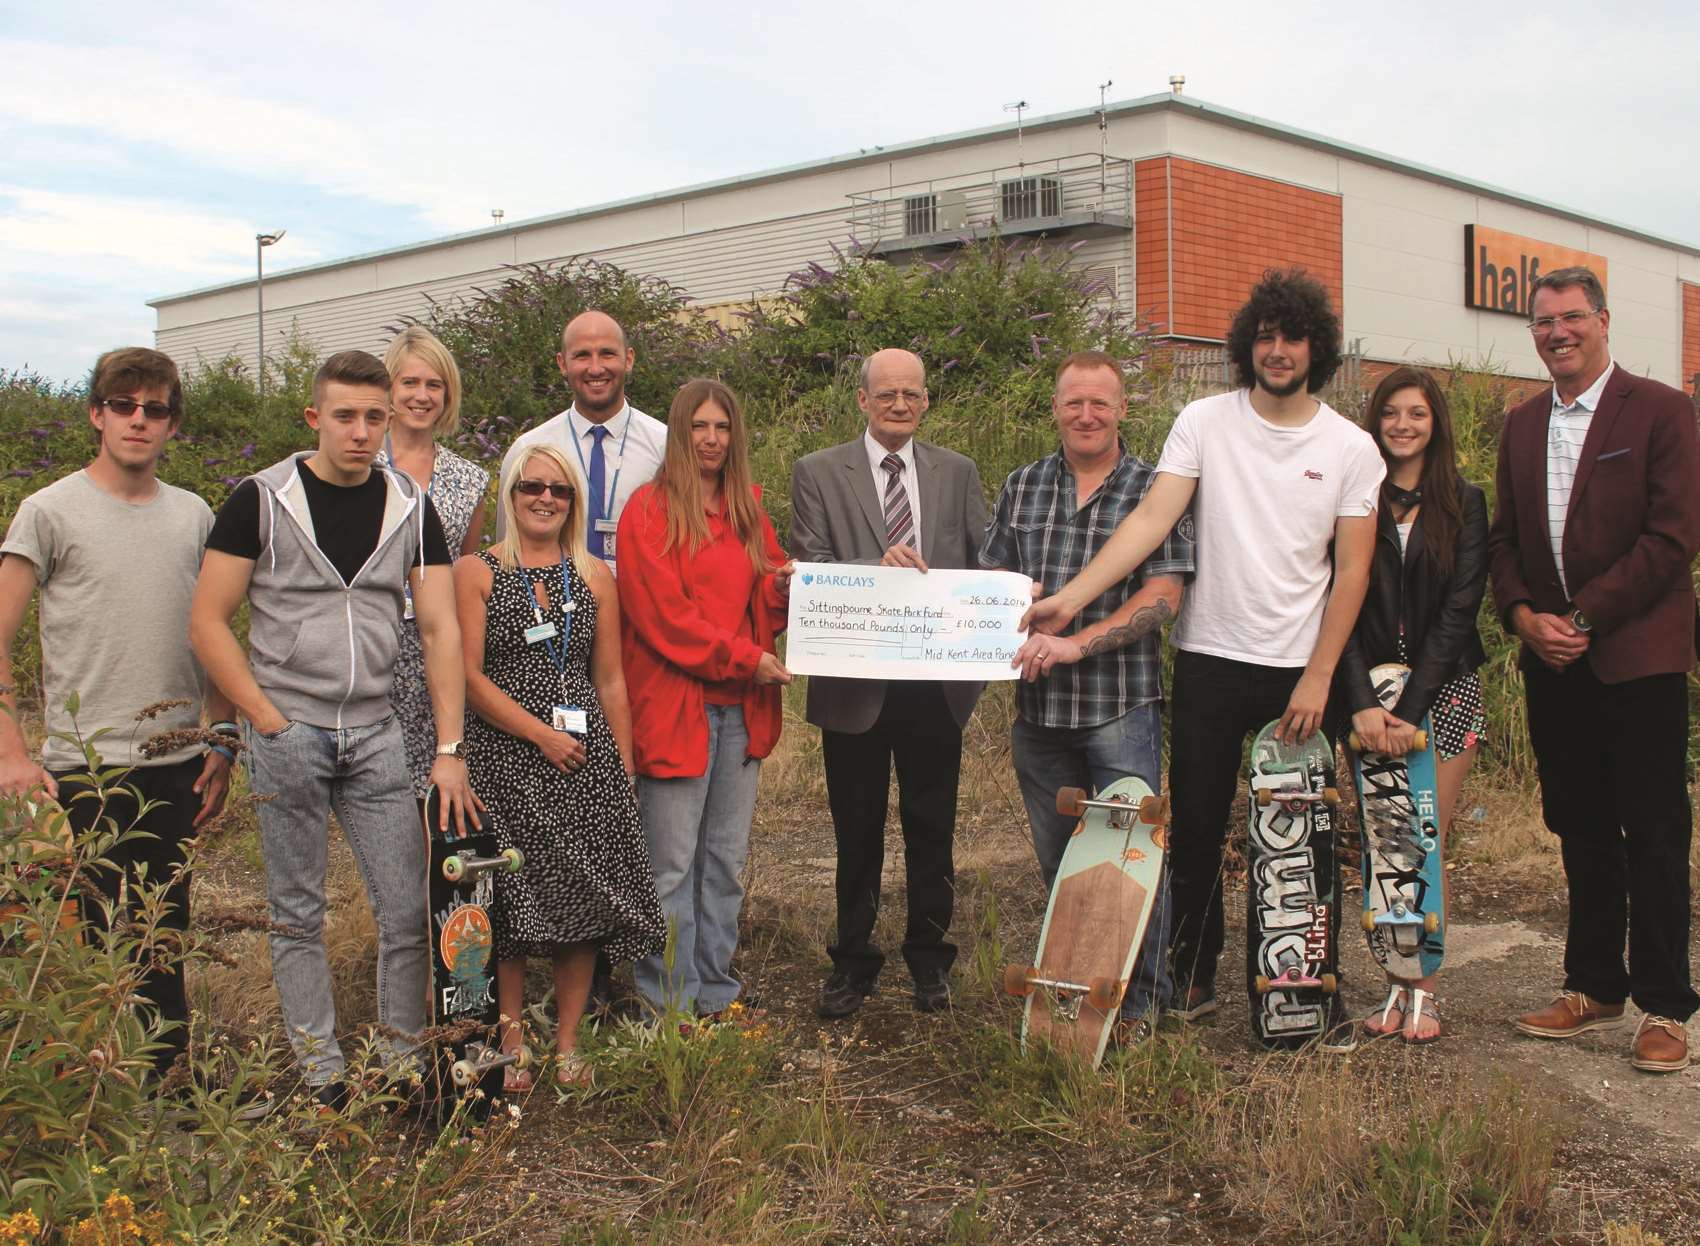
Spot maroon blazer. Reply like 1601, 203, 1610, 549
1488, 365, 1700, 684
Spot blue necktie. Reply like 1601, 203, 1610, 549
586, 425, 609, 560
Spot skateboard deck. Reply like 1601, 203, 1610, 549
1, 794, 80, 945
1246, 724, 1341, 1049
423, 786, 525, 1115
1004, 775, 1169, 1068
1350, 663, 1444, 980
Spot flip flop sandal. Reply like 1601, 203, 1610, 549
1403, 989, 1442, 1046
554, 1051, 593, 1089
502, 1056, 534, 1094
1364, 984, 1410, 1039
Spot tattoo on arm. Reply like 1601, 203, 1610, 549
1080, 599, 1174, 658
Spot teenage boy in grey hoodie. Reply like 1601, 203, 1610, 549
191, 350, 482, 1104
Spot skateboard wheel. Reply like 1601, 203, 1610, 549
1150, 825, 1169, 852
1412, 730, 1428, 751
1321, 973, 1337, 994
1253, 974, 1270, 993
1346, 731, 1364, 751
450, 1058, 477, 1089
501, 847, 525, 873
1002, 965, 1035, 998
1055, 786, 1087, 817
1255, 788, 1273, 808
1424, 911, 1440, 935
1086, 977, 1122, 1012
1138, 794, 1171, 826
1322, 787, 1341, 808
442, 855, 466, 883
1361, 909, 1377, 932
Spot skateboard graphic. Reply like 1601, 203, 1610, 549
1004, 775, 1169, 1068
422, 785, 526, 1114
1, 795, 80, 945
1246, 724, 1341, 1048
1348, 663, 1443, 980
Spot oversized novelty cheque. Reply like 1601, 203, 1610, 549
785, 563, 1028, 681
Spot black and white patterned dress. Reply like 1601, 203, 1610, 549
464, 551, 664, 962
380, 444, 489, 797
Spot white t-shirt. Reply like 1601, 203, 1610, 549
1155, 389, 1384, 666
495, 403, 667, 552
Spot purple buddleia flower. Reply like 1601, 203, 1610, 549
948, 324, 965, 338
239, 442, 256, 459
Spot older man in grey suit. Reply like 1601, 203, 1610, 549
789, 348, 988, 1018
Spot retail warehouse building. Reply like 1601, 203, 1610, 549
152, 90, 1700, 393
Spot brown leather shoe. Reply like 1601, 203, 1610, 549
1631, 1015, 1691, 1073
1513, 991, 1625, 1039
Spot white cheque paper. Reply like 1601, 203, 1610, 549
786, 563, 1028, 681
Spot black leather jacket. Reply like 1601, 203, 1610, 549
1337, 479, 1489, 725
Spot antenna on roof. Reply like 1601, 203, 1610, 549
491, 209, 505, 227
1169, 73, 1186, 96
1098, 79, 1113, 194
1004, 99, 1029, 167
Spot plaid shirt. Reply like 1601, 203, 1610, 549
981, 446, 1195, 728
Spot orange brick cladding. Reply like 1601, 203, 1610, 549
1682, 282, 1700, 395
1134, 156, 1343, 340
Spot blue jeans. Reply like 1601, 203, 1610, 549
635, 704, 761, 1015
1011, 703, 1175, 1019
245, 715, 427, 1085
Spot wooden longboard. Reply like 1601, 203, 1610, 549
1246, 725, 1341, 1049
1005, 775, 1169, 1068
1351, 663, 1444, 980
423, 786, 524, 1115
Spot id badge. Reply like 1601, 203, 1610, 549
525, 621, 559, 644
594, 518, 618, 535
552, 704, 588, 735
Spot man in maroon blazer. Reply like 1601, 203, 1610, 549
1489, 265, 1700, 1074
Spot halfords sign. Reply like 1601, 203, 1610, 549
1464, 225, 1608, 318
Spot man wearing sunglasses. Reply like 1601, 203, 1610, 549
0, 346, 237, 1081
1490, 265, 1700, 1073
191, 349, 480, 1109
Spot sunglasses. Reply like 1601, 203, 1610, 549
100, 397, 175, 420
513, 478, 575, 501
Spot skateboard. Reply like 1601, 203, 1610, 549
422, 785, 526, 1115
1, 794, 80, 945
1003, 775, 1169, 1068
1348, 664, 1444, 981
1246, 724, 1341, 1049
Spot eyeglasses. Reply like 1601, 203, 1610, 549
100, 397, 175, 420
513, 479, 574, 501
869, 388, 926, 408
1528, 309, 1603, 335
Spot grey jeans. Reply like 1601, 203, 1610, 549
246, 714, 427, 1085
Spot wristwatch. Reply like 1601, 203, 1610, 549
1568, 608, 1593, 634
435, 740, 466, 760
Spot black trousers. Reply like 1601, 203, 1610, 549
1524, 661, 1698, 1021
821, 681, 961, 983
52, 757, 203, 1077
1167, 650, 1308, 994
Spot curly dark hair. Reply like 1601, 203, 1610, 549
1225, 269, 1342, 394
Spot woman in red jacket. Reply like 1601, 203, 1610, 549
616, 378, 794, 1019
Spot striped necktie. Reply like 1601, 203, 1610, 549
881, 452, 913, 550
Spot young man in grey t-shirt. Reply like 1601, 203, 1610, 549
0, 347, 237, 1079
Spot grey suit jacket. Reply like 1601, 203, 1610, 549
789, 436, 990, 734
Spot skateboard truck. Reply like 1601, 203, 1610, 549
1254, 784, 1341, 810
1362, 898, 1441, 935
1056, 786, 1171, 840
441, 847, 525, 883
1002, 965, 1124, 1017
449, 1041, 530, 1090
1254, 967, 1338, 994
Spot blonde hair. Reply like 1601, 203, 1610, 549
384, 326, 464, 435
491, 444, 596, 582
658, 378, 771, 572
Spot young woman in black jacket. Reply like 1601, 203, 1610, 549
1339, 366, 1489, 1044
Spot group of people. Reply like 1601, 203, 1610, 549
0, 261, 1694, 1111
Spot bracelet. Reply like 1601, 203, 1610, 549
210, 720, 240, 738
209, 743, 236, 762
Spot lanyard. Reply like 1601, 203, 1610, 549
566, 409, 631, 525
521, 557, 575, 684
381, 433, 437, 500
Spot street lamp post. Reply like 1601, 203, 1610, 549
255, 230, 286, 399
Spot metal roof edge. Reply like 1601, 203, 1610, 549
148, 91, 1700, 306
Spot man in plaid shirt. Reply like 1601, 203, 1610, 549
982, 350, 1194, 1033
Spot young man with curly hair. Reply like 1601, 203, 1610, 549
1023, 270, 1383, 1043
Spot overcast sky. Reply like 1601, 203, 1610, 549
4, 0, 1697, 384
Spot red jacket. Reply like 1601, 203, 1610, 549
616, 481, 790, 777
